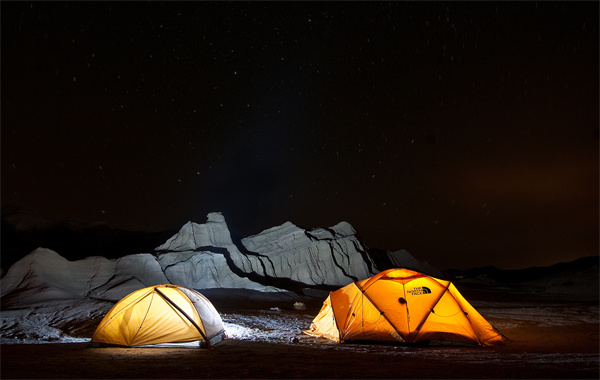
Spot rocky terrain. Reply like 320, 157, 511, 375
1, 211, 598, 379
0, 211, 444, 341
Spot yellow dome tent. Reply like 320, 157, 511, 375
90, 284, 226, 348
304, 268, 509, 347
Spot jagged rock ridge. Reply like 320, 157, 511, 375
1, 212, 439, 302
155, 213, 381, 292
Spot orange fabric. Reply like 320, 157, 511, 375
303, 295, 340, 341
304, 269, 509, 346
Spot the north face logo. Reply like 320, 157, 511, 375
407, 286, 431, 296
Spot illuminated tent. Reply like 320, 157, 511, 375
304, 268, 509, 347
90, 284, 226, 348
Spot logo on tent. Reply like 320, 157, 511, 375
407, 286, 431, 296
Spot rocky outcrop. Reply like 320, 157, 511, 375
153, 213, 380, 292
154, 213, 288, 292
240, 220, 376, 286
0, 248, 170, 302
1, 212, 439, 302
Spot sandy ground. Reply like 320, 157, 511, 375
1, 286, 598, 379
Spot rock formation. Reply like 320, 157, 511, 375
0, 248, 169, 302
154, 213, 381, 292
1, 212, 438, 302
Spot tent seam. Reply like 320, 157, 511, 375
441, 286, 481, 343
93, 289, 152, 338
130, 291, 155, 346
409, 281, 451, 342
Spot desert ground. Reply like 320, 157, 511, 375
1, 284, 598, 379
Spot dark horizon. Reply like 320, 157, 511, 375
2, 203, 598, 274
2, 2, 598, 271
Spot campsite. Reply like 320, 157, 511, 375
2, 1, 598, 377
2, 271, 599, 379
1, 213, 599, 379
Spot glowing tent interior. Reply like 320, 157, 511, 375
90, 284, 226, 348
304, 268, 509, 346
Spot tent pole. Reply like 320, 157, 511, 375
356, 284, 406, 342
410, 282, 451, 340
154, 287, 211, 348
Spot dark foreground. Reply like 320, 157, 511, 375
2, 322, 598, 378
1, 330, 598, 380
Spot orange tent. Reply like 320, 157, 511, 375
90, 284, 226, 348
304, 268, 509, 347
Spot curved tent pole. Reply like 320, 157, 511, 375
409, 281, 451, 340
154, 287, 211, 348
360, 268, 430, 292
355, 281, 406, 342
360, 268, 395, 291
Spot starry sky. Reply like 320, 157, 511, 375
2, 1, 598, 270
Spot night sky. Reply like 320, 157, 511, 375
2, 1, 598, 270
